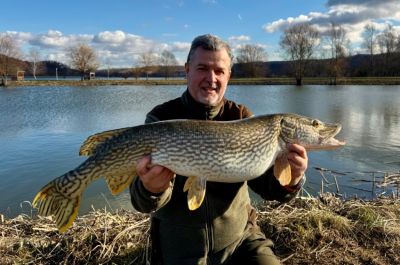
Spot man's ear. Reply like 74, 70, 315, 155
184, 62, 189, 74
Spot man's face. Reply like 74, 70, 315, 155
185, 47, 231, 106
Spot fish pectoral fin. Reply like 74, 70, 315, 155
274, 154, 292, 186
33, 181, 81, 233
79, 127, 131, 156
183, 176, 206, 211
105, 174, 135, 195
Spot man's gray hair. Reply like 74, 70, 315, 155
186, 34, 234, 68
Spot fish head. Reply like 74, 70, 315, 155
279, 114, 345, 151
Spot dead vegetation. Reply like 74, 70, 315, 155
1, 194, 399, 264
258, 194, 400, 265
0, 209, 150, 264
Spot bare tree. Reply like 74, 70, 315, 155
69, 43, 99, 80
377, 24, 397, 75
362, 23, 377, 75
159, 50, 178, 79
138, 51, 157, 80
326, 22, 348, 85
363, 24, 377, 57
28, 47, 43, 80
236, 44, 267, 77
378, 24, 397, 55
0, 34, 22, 85
279, 23, 320, 86
131, 60, 141, 80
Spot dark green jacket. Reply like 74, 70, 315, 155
130, 90, 299, 265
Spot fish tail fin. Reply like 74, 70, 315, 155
33, 181, 81, 233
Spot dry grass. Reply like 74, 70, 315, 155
0, 209, 150, 264
1, 194, 399, 264
258, 193, 400, 265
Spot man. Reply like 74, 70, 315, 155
130, 34, 307, 265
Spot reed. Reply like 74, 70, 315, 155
1, 193, 399, 264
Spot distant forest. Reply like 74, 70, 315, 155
3, 23, 400, 85
5, 52, 400, 79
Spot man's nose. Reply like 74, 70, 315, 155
206, 70, 217, 83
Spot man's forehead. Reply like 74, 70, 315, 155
191, 48, 231, 65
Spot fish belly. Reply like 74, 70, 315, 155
151, 140, 279, 183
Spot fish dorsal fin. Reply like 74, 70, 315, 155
79, 128, 131, 156
183, 176, 206, 210
105, 174, 135, 195
274, 154, 292, 186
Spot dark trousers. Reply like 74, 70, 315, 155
223, 227, 281, 265
150, 208, 281, 265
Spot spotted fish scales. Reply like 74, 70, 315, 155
33, 113, 345, 232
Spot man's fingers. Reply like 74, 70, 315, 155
136, 155, 152, 176
287, 143, 307, 158
287, 152, 305, 167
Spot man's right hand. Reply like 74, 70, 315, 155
136, 155, 175, 194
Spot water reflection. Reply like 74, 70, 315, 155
0, 85, 399, 217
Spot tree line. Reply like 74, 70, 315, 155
1, 22, 400, 85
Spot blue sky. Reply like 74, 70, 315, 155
1, 0, 400, 68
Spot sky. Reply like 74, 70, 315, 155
1, 0, 400, 68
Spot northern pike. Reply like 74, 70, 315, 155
33, 113, 345, 233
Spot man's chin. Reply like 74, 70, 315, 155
199, 96, 219, 106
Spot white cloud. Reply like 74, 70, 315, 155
171, 41, 191, 51
93, 30, 126, 44
229, 35, 250, 42
264, 1, 400, 33
262, 0, 400, 53
263, 15, 312, 33
28, 30, 93, 49
0, 29, 192, 67
0, 31, 34, 48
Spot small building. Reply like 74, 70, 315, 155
83, 72, 95, 80
89, 72, 95, 80
15, 71, 25, 81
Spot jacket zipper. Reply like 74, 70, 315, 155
205, 111, 213, 264
204, 193, 214, 264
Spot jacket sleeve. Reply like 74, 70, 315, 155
129, 113, 174, 213
130, 177, 173, 213
248, 167, 302, 203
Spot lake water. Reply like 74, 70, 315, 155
0, 85, 399, 218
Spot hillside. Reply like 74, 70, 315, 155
3, 53, 397, 79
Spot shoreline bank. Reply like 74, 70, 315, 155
3, 77, 400, 87
1, 194, 399, 264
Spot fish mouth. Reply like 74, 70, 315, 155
304, 137, 346, 151
304, 123, 346, 151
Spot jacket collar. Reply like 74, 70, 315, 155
181, 89, 225, 120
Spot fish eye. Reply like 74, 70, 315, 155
312, 119, 321, 127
